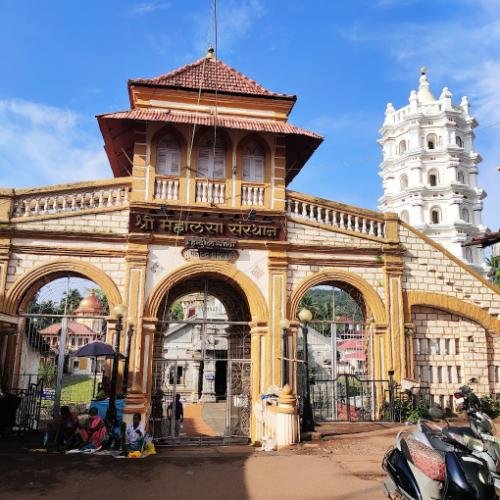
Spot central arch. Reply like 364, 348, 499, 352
144, 262, 269, 322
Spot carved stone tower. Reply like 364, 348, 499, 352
378, 68, 487, 272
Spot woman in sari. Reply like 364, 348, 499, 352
78, 407, 107, 450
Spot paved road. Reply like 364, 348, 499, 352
0, 426, 402, 500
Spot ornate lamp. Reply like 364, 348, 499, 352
109, 304, 127, 425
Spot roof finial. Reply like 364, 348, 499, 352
206, 46, 215, 60
417, 66, 435, 103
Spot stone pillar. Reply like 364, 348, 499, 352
129, 125, 152, 203
267, 242, 288, 387
250, 322, 267, 442
0, 236, 11, 314
382, 213, 406, 382
122, 242, 149, 419
200, 356, 216, 402
274, 384, 300, 446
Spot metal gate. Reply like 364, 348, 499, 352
151, 354, 251, 445
308, 374, 391, 422
8, 312, 108, 432
296, 318, 392, 422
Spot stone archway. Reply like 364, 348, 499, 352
144, 261, 268, 323
289, 268, 387, 325
142, 261, 269, 442
5, 259, 123, 315
405, 291, 500, 334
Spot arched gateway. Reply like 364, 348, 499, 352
1, 52, 499, 445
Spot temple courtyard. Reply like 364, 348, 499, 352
0, 424, 404, 500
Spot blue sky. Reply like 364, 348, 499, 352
0, 0, 498, 228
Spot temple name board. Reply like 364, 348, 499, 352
130, 211, 285, 240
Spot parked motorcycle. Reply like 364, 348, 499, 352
382, 406, 497, 499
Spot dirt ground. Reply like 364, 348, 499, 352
0, 424, 407, 500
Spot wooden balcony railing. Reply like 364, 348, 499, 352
286, 191, 386, 239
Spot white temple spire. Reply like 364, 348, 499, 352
378, 69, 487, 273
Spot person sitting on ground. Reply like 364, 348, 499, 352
167, 394, 184, 437
122, 413, 145, 453
77, 407, 107, 450
45, 405, 79, 451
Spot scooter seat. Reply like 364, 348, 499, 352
402, 437, 446, 482
421, 420, 443, 433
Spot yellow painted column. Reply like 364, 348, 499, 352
0, 237, 11, 313
250, 321, 267, 442
382, 212, 406, 382
129, 125, 152, 203
122, 241, 149, 414
267, 242, 288, 387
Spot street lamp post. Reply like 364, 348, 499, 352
298, 308, 314, 433
109, 304, 127, 425
280, 319, 290, 386
121, 321, 134, 395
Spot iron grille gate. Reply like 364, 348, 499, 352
151, 317, 252, 446
7, 312, 108, 432
296, 319, 394, 422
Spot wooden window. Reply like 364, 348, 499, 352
157, 134, 181, 176
242, 141, 265, 182
196, 133, 226, 179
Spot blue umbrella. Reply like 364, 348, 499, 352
72, 341, 124, 397
72, 341, 116, 358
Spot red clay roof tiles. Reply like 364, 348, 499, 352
129, 57, 295, 99
99, 108, 321, 139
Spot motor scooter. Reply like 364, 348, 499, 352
382, 407, 497, 499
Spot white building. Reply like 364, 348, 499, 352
378, 68, 487, 272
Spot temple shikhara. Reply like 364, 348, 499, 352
0, 50, 499, 444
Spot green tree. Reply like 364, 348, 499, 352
58, 288, 83, 314
169, 301, 184, 320
487, 255, 500, 287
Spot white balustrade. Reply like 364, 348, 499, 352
286, 197, 386, 239
13, 185, 130, 218
154, 177, 179, 201
241, 184, 265, 206
195, 180, 226, 204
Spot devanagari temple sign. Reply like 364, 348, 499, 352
130, 210, 285, 240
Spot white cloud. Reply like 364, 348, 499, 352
339, 7, 500, 228
131, 2, 170, 15
0, 99, 109, 188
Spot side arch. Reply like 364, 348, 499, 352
5, 259, 123, 314
405, 291, 500, 333
288, 268, 387, 324
144, 261, 269, 322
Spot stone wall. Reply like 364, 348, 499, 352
400, 224, 500, 318
12, 209, 129, 235
287, 221, 382, 248
412, 305, 499, 405
5, 251, 126, 299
